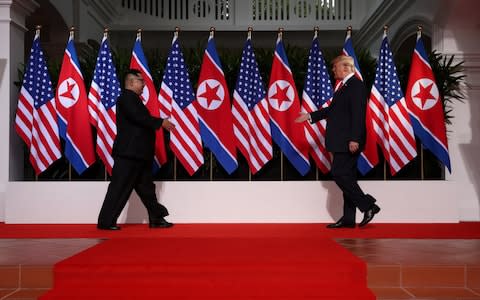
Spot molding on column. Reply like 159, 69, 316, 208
455, 53, 480, 91
82, 0, 119, 28
389, 17, 432, 53
0, 0, 38, 31
432, 24, 444, 53
356, 0, 416, 49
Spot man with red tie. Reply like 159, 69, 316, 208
296, 55, 380, 228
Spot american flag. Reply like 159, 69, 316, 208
268, 32, 310, 176
87, 32, 121, 175
232, 35, 272, 174
301, 32, 333, 174
369, 33, 417, 175
406, 31, 450, 172
130, 32, 168, 171
158, 33, 204, 175
194, 31, 238, 174
56, 30, 96, 174
15, 29, 62, 175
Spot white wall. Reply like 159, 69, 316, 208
2, 0, 479, 224
5, 181, 460, 224
0, 0, 38, 222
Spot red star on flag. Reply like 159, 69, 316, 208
272, 83, 291, 107
61, 81, 76, 100
199, 82, 221, 108
414, 81, 436, 109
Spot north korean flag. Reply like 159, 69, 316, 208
406, 31, 451, 172
268, 32, 310, 175
56, 30, 95, 174
194, 31, 237, 174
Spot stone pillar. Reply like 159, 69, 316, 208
0, 0, 38, 221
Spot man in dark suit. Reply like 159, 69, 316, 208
97, 69, 175, 230
296, 55, 380, 228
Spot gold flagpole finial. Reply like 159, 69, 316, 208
209, 27, 215, 38
383, 25, 389, 35
174, 26, 180, 38
247, 26, 253, 39
69, 26, 75, 40
346, 26, 353, 38
35, 25, 41, 37
417, 25, 423, 39
278, 27, 284, 39
314, 26, 319, 38
136, 28, 142, 40
103, 27, 109, 38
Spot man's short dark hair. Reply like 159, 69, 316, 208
125, 69, 142, 79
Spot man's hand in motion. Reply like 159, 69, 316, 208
162, 119, 175, 131
349, 141, 359, 153
295, 113, 310, 123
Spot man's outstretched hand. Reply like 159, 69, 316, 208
162, 119, 175, 131
295, 113, 310, 123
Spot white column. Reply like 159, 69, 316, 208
0, 0, 38, 221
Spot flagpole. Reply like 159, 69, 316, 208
173, 26, 179, 181
175, 26, 179, 38
34, 43, 40, 179
383, 24, 388, 181
209, 26, 215, 39
137, 28, 142, 40
278, 27, 284, 181
417, 25, 425, 180
68, 26, 75, 181
35, 25, 41, 38
208, 24, 215, 183
210, 151, 213, 180
248, 26, 253, 181
69, 26, 75, 41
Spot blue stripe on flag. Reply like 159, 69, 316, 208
199, 121, 238, 174
410, 117, 451, 172
358, 154, 374, 176
206, 38, 223, 71
65, 139, 89, 174
270, 122, 310, 176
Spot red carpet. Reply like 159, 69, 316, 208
3, 222, 480, 299
40, 237, 375, 299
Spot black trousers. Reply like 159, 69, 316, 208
331, 152, 375, 224
98, 157, 169, 227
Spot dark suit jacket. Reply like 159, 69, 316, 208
112, 89, 164, 161
310, 76, 367, 153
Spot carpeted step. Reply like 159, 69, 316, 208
40, 237, 375, 300
41, 286, 376, 299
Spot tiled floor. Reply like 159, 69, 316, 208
337, 239, 480, 300
0, 239, 102, 300
0, 238, 479, 299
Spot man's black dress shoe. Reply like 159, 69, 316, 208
149, 218, 174, 228
326, 220, 355, 229
97, 225, 121, 230
359, 204, 381, 227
